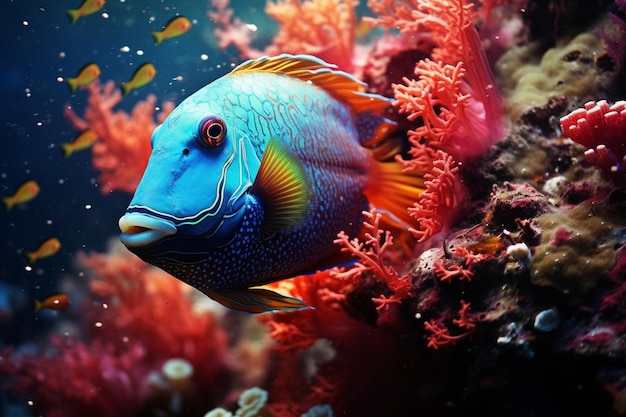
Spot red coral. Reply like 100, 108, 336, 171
560, 100, 626, 187
260, 271, 423, 416
64, 80, 174, 194
433, 245, 489, 283
333, 208, 412, 305
424, 300, 476, 349
405, 150, 460, 242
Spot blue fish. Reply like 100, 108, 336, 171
118, 54, 424, 313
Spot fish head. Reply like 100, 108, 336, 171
118, 88, 262, 263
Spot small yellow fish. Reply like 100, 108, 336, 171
66, 0, 106, 24
34, 293, 71, 313
121, 63, 157, 96
152, 16, 192, 45
26, 238, 61, 264
66, 63, 101, 94
2, 180, 40, 211
61, 129, 98, 158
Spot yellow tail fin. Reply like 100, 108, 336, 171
2, 197, 13, 212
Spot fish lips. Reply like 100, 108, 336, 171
118, 213, 177, 248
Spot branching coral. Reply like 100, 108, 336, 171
64, 80, 174, 194
424, 300, 476, 349
333, 208, 412, 309
257, 271, 378, 414
369, 0, 504, 160
404, 149, 460, 242
560, 99, 626, 187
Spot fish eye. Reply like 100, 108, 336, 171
198, 116, 226, 147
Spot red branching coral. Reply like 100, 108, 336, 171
209, 0, 359, 71
0, 246, 229, 417
64, 80, 174, 194
258, 271, 373, 414
405, 149, 460, 242
560, 99, 626, 187
424, 300, 476, 349
333, 208, 412, 307
370, 0, 504, 161
259, 270, 423, 416
433, 246, 489, 282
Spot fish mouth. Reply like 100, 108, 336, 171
119, 213, 177, 247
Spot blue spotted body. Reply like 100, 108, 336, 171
119, 55, 422, 313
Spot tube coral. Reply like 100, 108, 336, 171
63, 80, 174, 194
560, 99, 626, 187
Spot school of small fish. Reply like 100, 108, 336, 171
3, 1, 193, 313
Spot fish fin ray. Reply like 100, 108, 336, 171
230, 54, 393, 114
365, 159, 426, 229
250, 137, 311, 234
200, 287, 311, 314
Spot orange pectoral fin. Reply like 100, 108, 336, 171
200, 287, 311, 314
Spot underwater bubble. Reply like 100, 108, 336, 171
201, 54, 208, 61
136, 50, 144, 56
22, 20, 29, 26
102, 12, 109, 19
25, 266, 32, 272
120, 45, 130, 53
56, 76, 64, 83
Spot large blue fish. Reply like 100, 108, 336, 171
118, 54, 423, 313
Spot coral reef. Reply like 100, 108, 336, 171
5, 1, 626, 416
0, 243, 230, 417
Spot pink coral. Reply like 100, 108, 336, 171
560, 99, 626, 187
64, 80, 174, 194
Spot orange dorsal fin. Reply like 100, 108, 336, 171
230, 54, 392, 114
